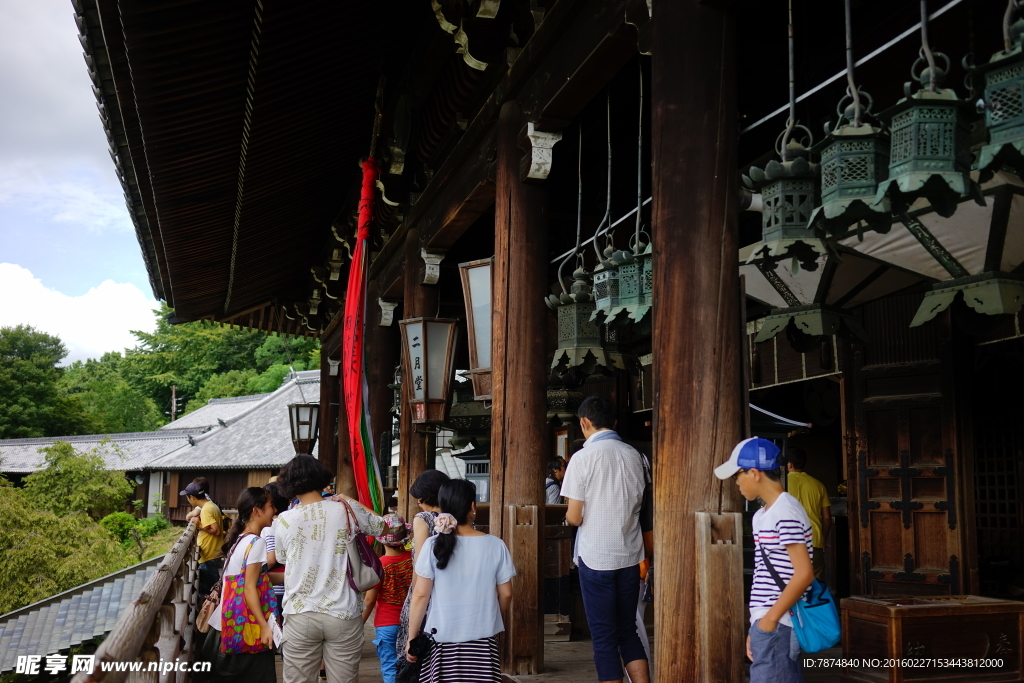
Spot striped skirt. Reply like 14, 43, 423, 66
420, 636, 500, 683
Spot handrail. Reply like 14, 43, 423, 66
73, 520, 200, 683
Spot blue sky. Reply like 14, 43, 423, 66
0, 0, 157, 362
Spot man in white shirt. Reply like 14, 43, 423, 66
560, 396, 649, 683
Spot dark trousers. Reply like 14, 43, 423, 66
198, 558, 223, 597
578, 558, 647, 681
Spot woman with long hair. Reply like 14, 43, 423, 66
198, 487, 278, 682
405, 479, 515, 682
395, 469, 450, 656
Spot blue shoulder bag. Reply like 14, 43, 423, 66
759, 545, 841, 653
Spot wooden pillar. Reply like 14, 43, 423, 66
398, 228, 439, 521
365, 278, 401, 509
319, 323, 357, 498
651, 1, 744, 682
490, 100, 548, 675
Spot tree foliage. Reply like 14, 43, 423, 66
1, 307, 321, 438
0, 325, 93, 439
21, 441, 135, 518
61, 353, 163, 433
0, 478, 130, 614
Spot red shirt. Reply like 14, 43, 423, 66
374, 550, 412, 627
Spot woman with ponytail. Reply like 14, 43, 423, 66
405, 479, 515, 682
198, 486, 277, 682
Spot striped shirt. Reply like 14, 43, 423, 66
750, 492, 813, 628
260, 526, 284, 599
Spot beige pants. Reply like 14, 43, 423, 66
283, 612, 363, 683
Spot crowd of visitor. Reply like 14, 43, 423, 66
186, 393, 822, 683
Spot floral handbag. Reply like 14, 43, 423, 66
219, 534, 278, 655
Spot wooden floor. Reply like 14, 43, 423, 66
272, 621, 844, 682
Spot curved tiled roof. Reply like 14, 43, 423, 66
0, 430, 202, 474
159, 392, 270, 431
145, 371, 321, 470
0, 555, 164, 673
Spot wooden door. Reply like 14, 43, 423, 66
851, 293, 966, 596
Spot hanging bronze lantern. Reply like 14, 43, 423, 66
873, 3, 982, 218
548, 265, 613, 381
809, 0, 891, 237
592, 243, 626, 322
977, 3, 1024, 179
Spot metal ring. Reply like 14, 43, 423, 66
776, 123, 815, 156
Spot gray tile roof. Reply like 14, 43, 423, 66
0, 430, 203, 474
144, 371, 321, 470
0, 555, 164, 672
159, 392, 270, 430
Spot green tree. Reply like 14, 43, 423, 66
120, 304, 266, 413
21, 441, 135, 518
0, 325, 93, 438
253, 334, 319, 369
245, 363, 294, 395
183, 368, 258, 413
61, 353, 164, 432
0, 478, 130, 614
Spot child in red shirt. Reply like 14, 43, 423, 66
362, 515, 412, 683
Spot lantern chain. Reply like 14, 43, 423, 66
557, 126, 584, 295
592, 93, 613, 262
920, 0, 939, 92
844, 0, 863, 127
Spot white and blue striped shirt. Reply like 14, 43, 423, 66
750, 492, 813, 628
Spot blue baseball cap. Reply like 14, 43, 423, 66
714, 437, 782, 479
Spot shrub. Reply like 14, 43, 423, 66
99, 511, 137, 543
135, 514, 170, 538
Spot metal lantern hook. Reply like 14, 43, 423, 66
591, 92, 613, 263
919, 0, 939, 93
843, 0, 863, 127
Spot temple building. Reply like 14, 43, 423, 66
41, 0, 1024, 680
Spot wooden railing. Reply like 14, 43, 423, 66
73, 521, 200, 683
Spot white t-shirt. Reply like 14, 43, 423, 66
559, 431, 646, 570
210, 533, 267, 629
415, 534, 516, 643
274, 499, 396, 620
750, 492, 813, 628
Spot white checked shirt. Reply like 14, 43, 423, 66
559, 430, 646, 571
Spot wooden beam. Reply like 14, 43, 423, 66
369, 0, 631, 288
650, 1, 744, 681
518, 9, 637, 128
490, 101, 547, 675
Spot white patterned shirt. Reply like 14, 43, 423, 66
274, 499, 398, 620
559, 430, 646, 571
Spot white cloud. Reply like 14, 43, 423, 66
0, 263, 157, 364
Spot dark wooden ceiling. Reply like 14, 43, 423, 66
85, 0, 429, 333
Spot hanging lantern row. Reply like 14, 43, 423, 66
748, 0, 1002, 251
744, 0, 1024, 345
593, 63, 653, 327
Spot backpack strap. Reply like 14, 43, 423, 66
758, 542, 788, 592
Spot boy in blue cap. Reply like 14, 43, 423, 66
715, 437, 814, 683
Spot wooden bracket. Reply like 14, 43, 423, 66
518, 123, 562, 183
378, 298, 398, 326
420, 249, 446, 285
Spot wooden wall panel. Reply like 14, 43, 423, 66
850, 304, 968, 597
